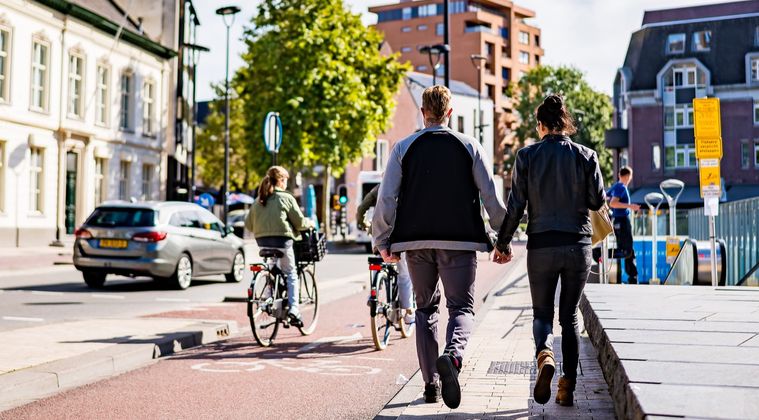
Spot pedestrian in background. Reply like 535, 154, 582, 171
608, 166, 640, 284
373, 85, 506, 409
494, 95, 605, 407
245, 166, 314, 327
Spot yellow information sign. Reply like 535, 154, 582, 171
693, 98, 723, 159
666, 236, 681, 264
699, 158, 721, 198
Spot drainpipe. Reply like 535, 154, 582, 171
51, 17, 68, 247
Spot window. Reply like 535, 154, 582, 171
457, 116, 465, 133
486, 84, 495, 101
31, 40, 49, 111
401, 26, 411, 33
118, 161, 130, 200
755, 101, 759, 125
666, 145, 697, 169
755, 26, 759, 46
0, 27, 10, 103
67, 53, 84, 118
0, 142, 4, 211
29, 147, 43, 213
664, 106, 675, 130
535, 55, 540, 65
436, 23, 444, 36
652, 144, 661, 170
666, 33, 686, 54
519, 31, 529, 45
673, 66, 697, 87
401, 47, 412, 53
142, 164, 153, 200
142, 80, 155, 136
500, 27, 509, 39
752, 58, 759, 82
96, 65, 109, 126
484, 42, 495, 56
119, 72, 132, 130
756, 141, 759, 168
674, 105, 694, 128
402, 7, 412, 20
418, 4, 437, 17
535, 34, 540, 46
692, 31, 711, 51
502, 67, 510, 80
741, 141, 750, 169
451, 1, 466, 14
375, 140, 389, 172
519, 51, 529, 65
417, 24, 428, 31
94, 158, 106, 205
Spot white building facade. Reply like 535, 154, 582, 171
0, 0, 174, 247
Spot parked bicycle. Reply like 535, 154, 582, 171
367, 256, 415, 350
248, 229, 325, 347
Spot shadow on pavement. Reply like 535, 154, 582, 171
3, 277, 227, 293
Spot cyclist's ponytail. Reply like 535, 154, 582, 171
257, 166, 289, 206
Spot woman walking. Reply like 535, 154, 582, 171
493, 95, 606, 406
245, 166, 314, 327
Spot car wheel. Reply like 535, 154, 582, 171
83, 271, 107, 288
171, 254, 193, 290
225, 251, 245, 283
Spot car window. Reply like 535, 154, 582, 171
197, 210, 225, 234
181, 211, 202, 229
169, 212, 187, 227
86, 208, 156, 227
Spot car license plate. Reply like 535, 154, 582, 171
99, 239, 128, 249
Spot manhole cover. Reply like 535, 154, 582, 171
487, 361, 563, 375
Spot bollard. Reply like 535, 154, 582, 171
645, 192, 665, 284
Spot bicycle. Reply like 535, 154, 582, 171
247, 229, 325, 347
367, 256, 415, 350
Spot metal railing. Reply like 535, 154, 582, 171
688, 197, 759, 285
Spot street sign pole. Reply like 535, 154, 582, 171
693, 97, 723, 288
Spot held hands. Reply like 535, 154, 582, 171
380, 248, 401, 263
493, 248, 513, 264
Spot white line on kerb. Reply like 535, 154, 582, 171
156, 298, 190, 303
2, 316, 44, 322
90, 294, 125, 300
31, 291, 64, 296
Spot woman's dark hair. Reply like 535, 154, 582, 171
536, 94, 577, 135
257, 166, 289, 206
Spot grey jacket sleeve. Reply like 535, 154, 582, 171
472, 141, 507, 231
371, 145, 403, 252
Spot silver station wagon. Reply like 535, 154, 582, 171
73, 202, 246, 289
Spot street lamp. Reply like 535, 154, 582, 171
420, 44, 450, 86
470, 54, 487, 144
183, 42, 210, 204
216, 5, 241, 226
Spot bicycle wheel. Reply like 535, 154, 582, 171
370, 270, 393, 350
297, 266, 319, 335
249, 271, 279, 347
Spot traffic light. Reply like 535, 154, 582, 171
332, 195, 341, 210
337, 185, 348, 206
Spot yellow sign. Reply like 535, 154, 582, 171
693, 98, 723, 159
666, 237, 681, 264
699, 158, 721, 198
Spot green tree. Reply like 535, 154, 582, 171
234, 0, 410, 177
512, 65, 614, 180
196, 86, 257, 193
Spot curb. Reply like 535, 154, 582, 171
0, 320, 235, 412
374, 254, 527, 420
579, 294, 642, 420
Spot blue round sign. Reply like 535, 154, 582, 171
195, 193, 215, 209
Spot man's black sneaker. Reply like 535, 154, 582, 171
436, 354, 462, 409
423, 381, 440, 403
288, 313, 304, 328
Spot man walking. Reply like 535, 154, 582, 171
608, 166, 640, 284
372, 85, 505, 409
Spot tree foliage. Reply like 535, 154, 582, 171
226, 0, 409, 179
512, 65, 614, 180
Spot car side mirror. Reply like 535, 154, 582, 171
226, 226, 234, 236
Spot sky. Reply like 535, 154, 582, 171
192, 0, 731, 101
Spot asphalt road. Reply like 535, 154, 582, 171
1, 249, 513, 420
0, 242, 368, 332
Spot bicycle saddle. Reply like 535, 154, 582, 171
259, 249, 284, 258
367, 256, 384, 265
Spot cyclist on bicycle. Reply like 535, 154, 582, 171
357, 183, 415, 325
246, 166, 314, 327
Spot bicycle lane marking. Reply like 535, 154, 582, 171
297, 332, 363, 353
190, 358, 382, 376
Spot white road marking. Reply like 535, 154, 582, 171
298, 332, 363, 353
349, 356, 395, 362
31, 291, 64, 296
2, 316, 44, 322
90, 294, 125, 300
155, 298, 191, 303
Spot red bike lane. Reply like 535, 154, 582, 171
3, 252, 520, 420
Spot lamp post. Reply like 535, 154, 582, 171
216, 5, 241, 226
443, 0, 450, 88
420, 44, 449, 86
183, 42, 210, 204
470, 54, 487, 144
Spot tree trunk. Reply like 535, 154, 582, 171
323, 166, 331, 238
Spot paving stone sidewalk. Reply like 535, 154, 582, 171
383, 256, 616, 420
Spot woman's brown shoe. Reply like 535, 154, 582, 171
534, 349, 555, 404
556, 376, 576, 407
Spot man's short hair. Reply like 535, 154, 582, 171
619, 166, 632, 177
422, 85, 452, 124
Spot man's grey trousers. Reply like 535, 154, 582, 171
406, 249, 477, 384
